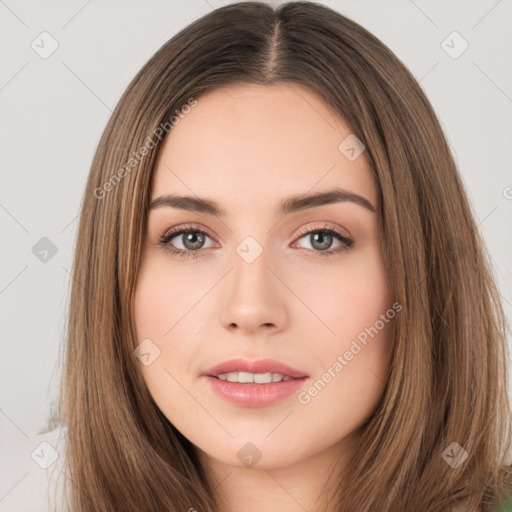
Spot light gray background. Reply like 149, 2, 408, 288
1, 0, 511, 510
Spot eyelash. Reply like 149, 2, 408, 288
157, 223, 354, 260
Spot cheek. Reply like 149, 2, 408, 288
133, 275, 195, 423
133, 260, 165, 342
302, 250, 393, 397
300, 249, 392, 345
133, 261, 209, 402
298, 312, 394, 437
133, 257, 196, 343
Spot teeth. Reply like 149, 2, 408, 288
216, 372, 292, 383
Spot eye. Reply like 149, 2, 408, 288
292, 223, 354, 258
157, 225, 216, 260
157, 222, 354, 260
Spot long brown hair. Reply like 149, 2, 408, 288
57, 2, 512, 510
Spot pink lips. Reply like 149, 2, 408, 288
202, 358, 309, 379
201, 358, 309, 408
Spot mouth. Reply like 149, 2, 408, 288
208, 372, 299, 384
201, 358, 309, 407
202, 357, 309, 381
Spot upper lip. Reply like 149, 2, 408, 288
202, 358, 309, 379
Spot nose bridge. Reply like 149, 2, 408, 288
231, 233, 274, 297
219, 232, 287, 332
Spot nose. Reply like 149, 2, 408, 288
219, 245, 288, 336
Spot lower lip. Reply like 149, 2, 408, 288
203, 375, 308, 408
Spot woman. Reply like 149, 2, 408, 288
57, 2, 512, 510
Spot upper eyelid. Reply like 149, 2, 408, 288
162, 223, 217, 242
294, 222, 351, 239
162, 222, 349, 241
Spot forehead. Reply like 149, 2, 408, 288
150, 83, 376, 213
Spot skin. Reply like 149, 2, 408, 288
133, 83, 395, 512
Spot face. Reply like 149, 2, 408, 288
133, 83, 394, 475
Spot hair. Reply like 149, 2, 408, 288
56, 1, 512, 511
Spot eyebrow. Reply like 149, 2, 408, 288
148, 187, 376, 216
